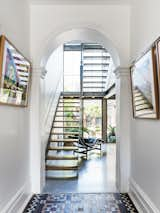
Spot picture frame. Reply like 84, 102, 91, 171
0, 35, 31, 107
156, 37, 160, 86
130, 47, 159, 119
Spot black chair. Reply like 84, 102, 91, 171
74, 136, 104, 159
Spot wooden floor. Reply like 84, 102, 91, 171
43, 144, 117, 193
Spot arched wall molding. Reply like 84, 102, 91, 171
30, 26, 131, 193
35, 26, 121, 73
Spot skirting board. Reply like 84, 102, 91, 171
1, 181, 32, 213
129, 178, 160, 213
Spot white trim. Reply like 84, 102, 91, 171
129, 178, 160, 213
1, 181, 32, 213
115, 67, 131, 192
38, 27, 120, 68
114, 66, 130, 79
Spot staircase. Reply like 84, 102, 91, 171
82, 44, 111, 92
46, 95, 81, 179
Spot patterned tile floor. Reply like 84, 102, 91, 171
23, 193, 138, 213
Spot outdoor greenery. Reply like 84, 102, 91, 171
63, 100, 102, 138
83, 102, 102, 137
107, 125, 116, 143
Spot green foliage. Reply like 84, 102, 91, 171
81, 127, 90, 134
107, 125, 116, 143
108, 125, 116, 136
85, 105, 101, 117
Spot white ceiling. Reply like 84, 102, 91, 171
30, 0, 131, 5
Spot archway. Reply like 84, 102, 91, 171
39, 28, 120, 69
30, 27, 131, 194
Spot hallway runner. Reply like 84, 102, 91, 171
23, 193, 138, 213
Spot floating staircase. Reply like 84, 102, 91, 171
82, 44, 111, 92
45, 43, 112, 179
46, 96, 81, 179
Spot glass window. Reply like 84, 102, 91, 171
83, 99, 102, 138
64, 51, 81, 92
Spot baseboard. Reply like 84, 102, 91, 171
129, 178, 160, 213
1, 181, 32, 213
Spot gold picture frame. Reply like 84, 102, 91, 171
130, 47, 159, 119
0, 35, 31, 107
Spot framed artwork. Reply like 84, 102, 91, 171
156, 38, 160, 84
0, 35, 31, 107
130, 47, 159, 119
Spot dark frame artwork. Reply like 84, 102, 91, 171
0, 35, 31, 107
156, 38, 160, 91
130, 47, 159, 119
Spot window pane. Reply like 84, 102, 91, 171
83, 100, 102, 138
64, 51, 80, 92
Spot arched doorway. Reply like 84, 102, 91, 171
29, 27, 131, 194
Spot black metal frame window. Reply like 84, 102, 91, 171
63, 43, 111, 93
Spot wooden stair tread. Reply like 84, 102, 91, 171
59, 98, 80, 100
56, 110, 80, 112
46, 171, 78, 179
51, 132, 79, 135
59, 101, 80, 103
50, 139, 78, 142
46, 165, 78, 170
54, 120, 80, 123
47, 155, 78, 160
53, 126, 79, 128
46, 176, 78, 180
55, 115, 80, 117
45, 95, 81, 179
48, 146, 78, 151
58, 106, 80, 108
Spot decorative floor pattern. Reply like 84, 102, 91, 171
23, 193, 138, 213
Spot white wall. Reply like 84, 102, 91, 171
29, 44, 63, 193
29, 2, 131, 193
0, 0, 30, 212
130, 0, 160, 211
30, 3, 130, 67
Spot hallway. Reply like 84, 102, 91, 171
25, 144, 138, 213
1, 0, 160, 212
44, 144, 116, 193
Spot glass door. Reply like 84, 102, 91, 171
83, 99, 102, 138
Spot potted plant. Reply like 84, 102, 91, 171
107, 125, 116, 143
